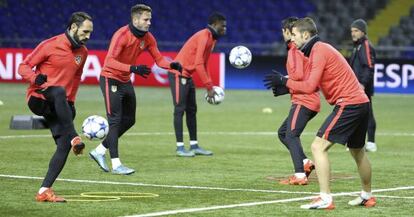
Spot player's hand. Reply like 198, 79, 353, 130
170, 62, 183, 73
207, 88, 216, 98
130, 65, 151, 78
206, 88, 217, 104
272, 86, 289, 97
34, 74, 47, 86
263, 70, 287, 89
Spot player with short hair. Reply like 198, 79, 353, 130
18, 12, 93, 202
264, 17, 376, 209
272, 17, 320, 185
89, 4, 182, 174
350, 19, 377, 152
168, 12, 226, 157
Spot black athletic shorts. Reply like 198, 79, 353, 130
317, 102, 370, 148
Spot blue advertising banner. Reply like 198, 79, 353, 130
224, 55, 414, 94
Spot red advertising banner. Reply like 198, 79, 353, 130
0, 48, 224, 88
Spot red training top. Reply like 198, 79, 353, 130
18, 33, 87, 102
287, 42, 369, 106
174, 28, 216, 90
286, 43, 320, 112
101, 25, 171, 82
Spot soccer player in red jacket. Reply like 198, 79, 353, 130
88, 4, 182, 174
264, 17, 376, 209
168, 12, 226, 157
18, 12, 93, 202
273, 17, 320, 186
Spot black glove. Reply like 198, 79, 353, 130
34, 74, 47, 86
130, 65, 151, 78
272, 86, 289, 97
263, 70, 287, 89
170, 62, 183, 73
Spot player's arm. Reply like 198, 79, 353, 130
358, 41, 375, 87
18, 41, 49, 86
68, 52, 87, 102
104, 31, 131, 72
147, 35, 171, 69
286, 51, 326, 94
147, 34, 183, 72
194, 36, 213, 90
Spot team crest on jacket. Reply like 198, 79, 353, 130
181, 78, 187, 85
111, 85, 117, 92
75, 55, 82, 65
139, 41, 145, 49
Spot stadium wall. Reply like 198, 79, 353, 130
1, 48, 413, 94
0, 48, 223, 88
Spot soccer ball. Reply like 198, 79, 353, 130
82, 115, 109, 140
229, 45, 252, 69
205, 86, 225, 105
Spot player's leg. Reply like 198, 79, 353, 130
89, 77, 122, 172
168, 73, 194, 157
277, 117, 289, 150
366, 97, 377, 152
301, 105, 350, 209
40, 86, 84, 154
348, 103, 376, 207
110, 82, 136, 175
186, 79, 197, 141
281, 105, 317, 185
118, 82, 136, 137
28, 97, 70, 202
299, 136, 335, 209
187, 79, 212, 156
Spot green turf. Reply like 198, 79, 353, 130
0, 83, 413, 216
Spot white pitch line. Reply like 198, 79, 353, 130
1, 131, 414, 139
123, 195, 318, 217
373, 195, 414, 199
0, 174, 316, 195
124, 186, 414, 217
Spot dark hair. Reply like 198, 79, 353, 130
281, 16, 299, 31
208, 12, 226, 25
67, 12, 92, 29
292, 17, 318, 36
131, 4, 152, 18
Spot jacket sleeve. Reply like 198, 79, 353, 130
286, 45, 305, 81
194, 35, 213, 90
104, 30, 131, 72
68, 52, 87, 102
18, 41, 49, 85
358, 41, 375, 87
147, 34, 171, 69
286, 47, 326, 94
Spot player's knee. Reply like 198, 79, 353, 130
124, 117, 135, 128
311, 137, 331, 153
186, 106, 197, 115
174, 107, 185, 116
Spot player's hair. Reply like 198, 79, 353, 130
131, 4, 152, 18
281, 16, 299, 31
293, 17, 318, 36
67, 12, 92, 29
208, 12, 226, 25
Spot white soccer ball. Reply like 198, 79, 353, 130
229, 45, 252, 69
82, 115, 109, 140
205, 86, 225, 105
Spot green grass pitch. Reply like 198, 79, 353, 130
0, 83, 413, 216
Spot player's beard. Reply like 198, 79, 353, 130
74, 29, 88, 45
